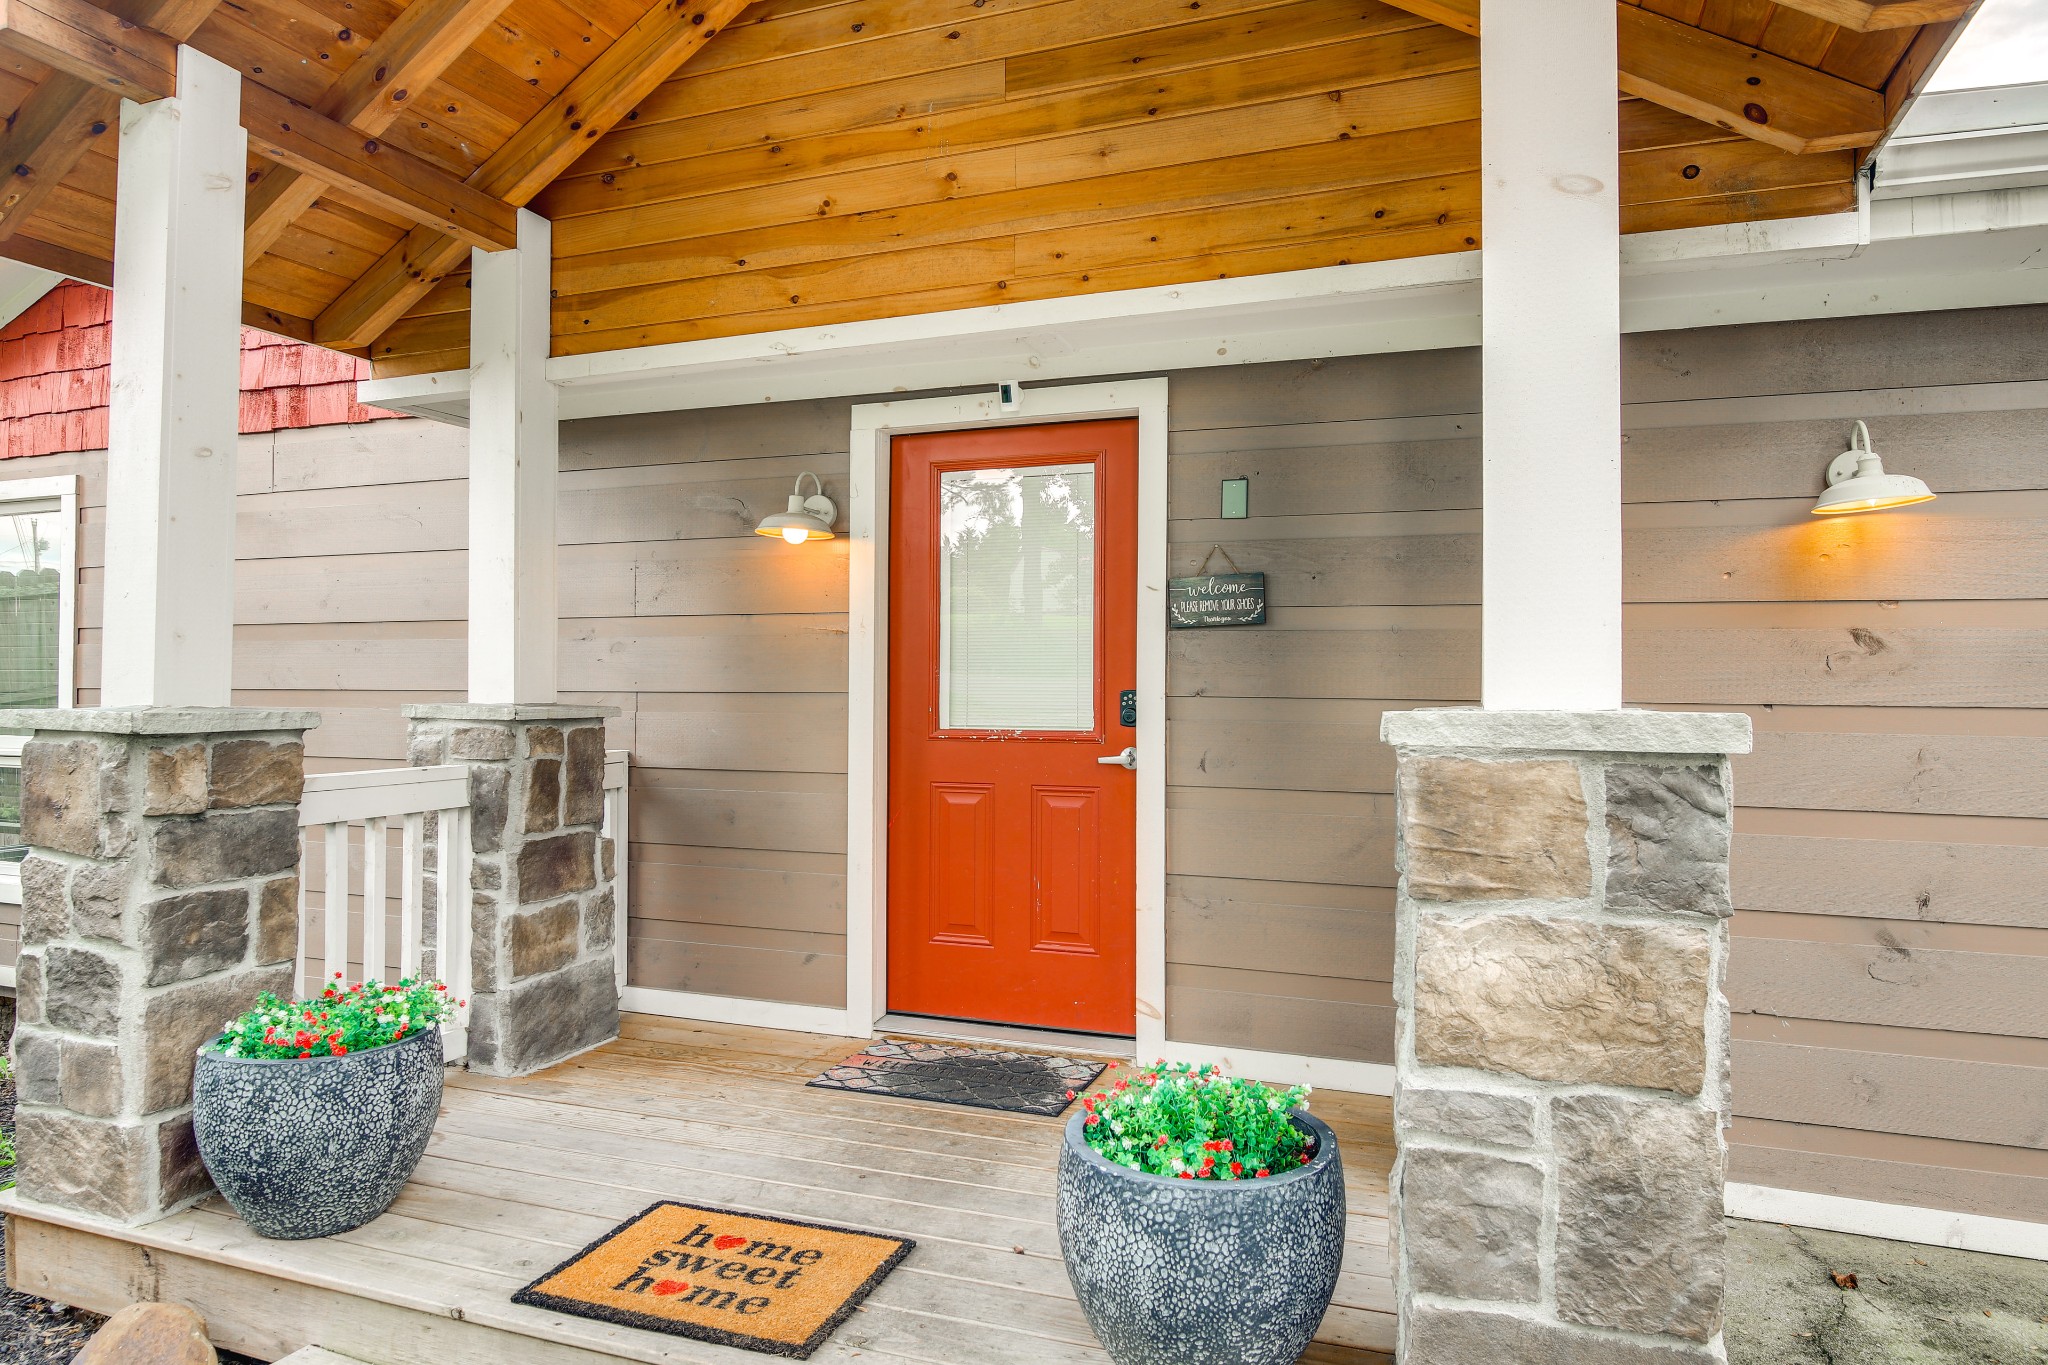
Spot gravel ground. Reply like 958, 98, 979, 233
0, 1067, 112, 1364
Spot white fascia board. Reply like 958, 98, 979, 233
362, 251, 1483, 423
362, 183, 2048, 426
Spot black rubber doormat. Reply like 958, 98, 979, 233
807, 1039, 1106, 1116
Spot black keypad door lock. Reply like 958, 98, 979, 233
1119, 689, 1137, 728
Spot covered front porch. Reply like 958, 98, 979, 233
3, 1015, 1398, 1364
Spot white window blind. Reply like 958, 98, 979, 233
938, 463, 1097, 731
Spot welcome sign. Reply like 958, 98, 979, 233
514, 1200, 915, 1358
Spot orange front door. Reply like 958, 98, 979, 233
886, 419, 1138, 1036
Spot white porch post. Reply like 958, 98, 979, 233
100, 47, 246, 708
414, 209, 618, 1075
466, 208, 558, 704
1480, 0, 1623, 711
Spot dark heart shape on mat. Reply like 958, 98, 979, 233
653, 1280, 691, 1296
714, 1234, 748, 1250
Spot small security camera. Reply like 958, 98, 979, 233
997, 380, 1024, 413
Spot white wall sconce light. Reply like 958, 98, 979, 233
1811, 421, 1936, 516
755, 472, 837, 544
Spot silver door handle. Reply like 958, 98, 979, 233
1097, 747, 1138, 770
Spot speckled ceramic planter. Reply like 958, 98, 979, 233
191, 1025, 445, 1240
1056, 1112, 1346, 1365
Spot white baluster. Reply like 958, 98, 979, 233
607, 772, 629, 988
400, 811, 423, 980
361, 815, 387, 984
296, 828, 312, 999
437, 806, 473, 1061
324, 820, 350, 989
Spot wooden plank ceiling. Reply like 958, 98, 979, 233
0, 0, 1972, 379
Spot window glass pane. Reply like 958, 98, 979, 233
0, 505, 62, 711
938, 463, 1096, 731
0, 763, 21, 863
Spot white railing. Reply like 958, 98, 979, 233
299, 765, 473, 1060
603, 749, 629, 987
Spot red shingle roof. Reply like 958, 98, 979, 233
0, 281, 405, 460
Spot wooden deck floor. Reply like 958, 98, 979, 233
4, 1016, 1396, 1365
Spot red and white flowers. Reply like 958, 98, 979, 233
1078, 1060, 1312, 1182
217, 975, 461, 1060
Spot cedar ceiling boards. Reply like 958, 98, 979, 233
368, 0, 1960, 375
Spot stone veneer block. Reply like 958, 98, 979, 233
1554, 1094, 1726, 1342
21, 738, 128, 858
1399, 1146, 1544, 1301
149, 809, 300, 888
1413, 913, 1710, 1095
144, 744, 206, 815
1396, 1084, 1539, 1147
1398, 758, 1591, 901
1606, 764, 1733, 918
207, 739, 306, 809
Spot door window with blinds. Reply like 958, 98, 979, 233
936, 461, 1098, 732
0, 476, 78, 888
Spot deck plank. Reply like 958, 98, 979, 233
2, 1014, 1396, 1365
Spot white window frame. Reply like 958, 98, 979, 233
0, 473, 80, 917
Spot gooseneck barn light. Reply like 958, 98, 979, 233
755, 472, 838, 544
1811, 421, 1936, 516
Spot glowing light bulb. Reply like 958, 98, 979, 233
781, 525, 809, 545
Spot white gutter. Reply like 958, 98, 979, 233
1872, 81, 2048, 200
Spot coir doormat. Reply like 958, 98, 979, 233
808, 1038, 1107, 1117
512, 1200, 914, 1359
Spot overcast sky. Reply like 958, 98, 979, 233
1926, 0, 2048, 90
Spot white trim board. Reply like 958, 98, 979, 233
843, 380, 1171, 1055
619, 986, 858, 1038
362, 189, 2048, 427
1727, 1182, 2048, 1263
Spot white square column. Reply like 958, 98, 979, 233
1480, 0, 1624, 711
466, 209, 559, 704
100, 47, 247, 708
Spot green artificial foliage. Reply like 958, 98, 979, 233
214, 975, 459, 1060
1077, 1060, 1312, 1181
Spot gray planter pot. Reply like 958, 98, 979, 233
191, 1025, 445, 1240
1056, 1110, 1346, 1365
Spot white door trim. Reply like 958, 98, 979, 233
846, 380, 1170, 1052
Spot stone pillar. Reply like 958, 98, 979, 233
1381, 709, 1754, 1365
0, 707, 317, 1224
404, 704, 619, 1076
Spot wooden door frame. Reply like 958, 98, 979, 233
847, 380, 1170, 1051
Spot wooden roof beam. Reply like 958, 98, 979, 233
0, 0, 218, 241
244, 0, 516, 261
316, 0, 755, 350
1767, 1, 1972, 32
1378, 0, 1889, 154
0, 0, 519, 248
0, 230, 321, 340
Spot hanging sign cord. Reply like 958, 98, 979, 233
1195, 545, 1242, 576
